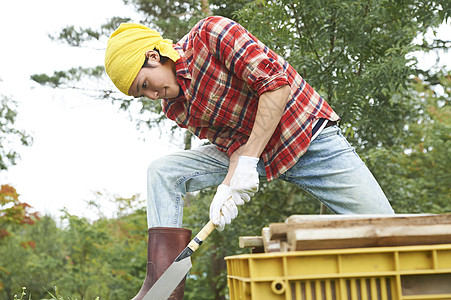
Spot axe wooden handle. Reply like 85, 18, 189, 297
187, 220, 216, 252
187, 196, 234, 252
175, 197, 232, 262
174, 220, 216, 262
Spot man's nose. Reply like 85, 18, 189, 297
147, 90, 159, 100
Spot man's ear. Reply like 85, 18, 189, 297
145, 50, 160, 62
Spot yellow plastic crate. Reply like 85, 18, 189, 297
225, 244, 451, 300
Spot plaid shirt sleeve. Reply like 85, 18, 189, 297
198, 16, 289, 96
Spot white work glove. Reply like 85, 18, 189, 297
209, 184, 239, 231
230, 156, 260, 205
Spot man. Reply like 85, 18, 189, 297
105, 16, 394, 300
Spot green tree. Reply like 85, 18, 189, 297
0, 193, 149, 300
0, 93, 32, 171
0, 185, 39, 299
366, 71, 451, 213
0, 228, 35, 300
0, 185, 38, 237
24, 216, 66, 299
0, 215, 66, 300
53, 211, 115, 299
234, 0, 450, 151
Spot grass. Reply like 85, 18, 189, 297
13, 287, 100, 300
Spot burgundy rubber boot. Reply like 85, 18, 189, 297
131, 227, 192, 300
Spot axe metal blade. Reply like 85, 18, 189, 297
142, 256, 192, 300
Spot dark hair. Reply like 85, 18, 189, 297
142, 49, 169, 68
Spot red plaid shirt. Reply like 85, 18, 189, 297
162, 16, 340, 181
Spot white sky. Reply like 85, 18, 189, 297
0, 1, 450, 221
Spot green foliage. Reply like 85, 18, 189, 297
49, 17, 132, 47
0, 194, 147, 300
365, 71, 451, 213
49, 25, 100, 47
0, 95, 32, 171
124, 0, 202, 41
30, 66, 104, 89
0, 185, 39, 299
120, 0, 253, 41
234, 0, 449, 151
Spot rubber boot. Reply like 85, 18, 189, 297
132, 227, 192, 300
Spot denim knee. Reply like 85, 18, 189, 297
147, 157, 169, 184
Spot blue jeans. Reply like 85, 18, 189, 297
146, 125, 394, 228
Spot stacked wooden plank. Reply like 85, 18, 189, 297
239, 214, 451, 253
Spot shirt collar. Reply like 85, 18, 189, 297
174, 46, 191, 80
170, 46, 191, 101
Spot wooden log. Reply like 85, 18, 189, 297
262, 227, 281, 253
282, 214, 446, 228
287, 223, 451, 250
237, 215, 451, 253
239, 236, 263, 248
271, 214, 450, 238
285, 214, 433, 224
272, 214, 451, 251
238, 236, 265, 253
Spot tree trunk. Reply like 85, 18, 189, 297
184, 130, 193, 150
201, 0, 211, 16
210, 238, 227, 300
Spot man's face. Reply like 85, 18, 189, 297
128, 50, 180, 99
